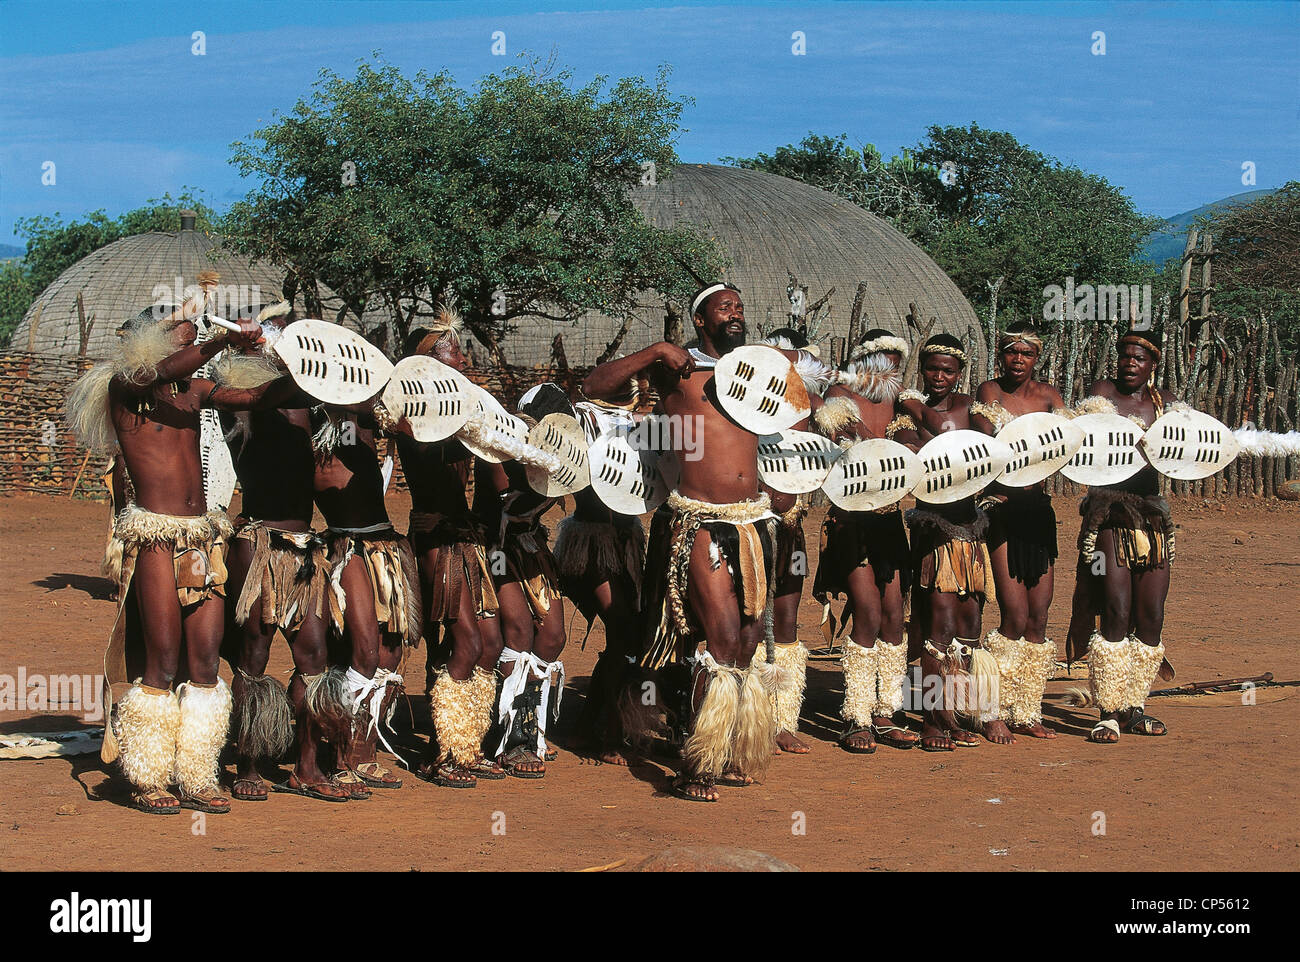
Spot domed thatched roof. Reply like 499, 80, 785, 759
13, 221, 380, 358
504, 163, 977, 366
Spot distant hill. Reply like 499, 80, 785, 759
0, 243, 24, 260
1140, 189, 1275, 266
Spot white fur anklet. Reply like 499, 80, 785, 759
771, 641, 808, 735
683, 652, 742, 778
175, 678, 232, 797
114, 684, 180, 792
1087, 633, 1131, 714
1126, 637, 1165, 710
1011, 638, 1055, 728
841, 639, 879, 729
871, 639, 909, 717
430, 669, 482, 767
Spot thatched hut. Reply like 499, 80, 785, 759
502, 163, 978, 366
11, 212, 378, 359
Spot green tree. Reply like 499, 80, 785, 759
0, 192, 216, 347
223, 56, 726, 361
723, 133, 940, 242
725, 123, 1159, 329
1201, 182, 1300, 350
0, 261, 34, 347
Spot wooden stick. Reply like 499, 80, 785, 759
68, 450, 92, 499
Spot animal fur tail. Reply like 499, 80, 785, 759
1064, 686, 1095, 707
234, 670, 294, 761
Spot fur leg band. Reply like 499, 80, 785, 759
1014, 638, 1054, 727
960, 638, 1001, 727
175, 678, 232, 797
113, 684, 180, 793
1087, 632, 1131, 714
430, 669, 483, 767
302, 668, 350, 744
733, 661, 776, 779
682, 652, 742, 778
470, 667, 498, 751
771, 641, 808, 735
841, 639, 879, 728
1126, 636, 1165, 710
872, 639, 908, 717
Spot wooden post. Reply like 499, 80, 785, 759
985, 276, 1004, 382
1179, 228, 1197, 331
847, 281, 868, 350
25, 302, 43, 353
1199, 232, 1213, 321
76, 292, 95, 358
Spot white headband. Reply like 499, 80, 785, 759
691, 284, 732, 317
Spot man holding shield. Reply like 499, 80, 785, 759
896, 333, 999, 751
393, 310, 503, 788
67, 300, 292, 814
1067, 325, 1177, 743
582, 283, 798, 802
812, 329, 921, 754
969, 321, 1065, 742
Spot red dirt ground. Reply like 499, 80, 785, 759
2, 491, 1297, 871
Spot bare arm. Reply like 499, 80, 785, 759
970, 380, 998, 436
583, 343, 692, 400
207, 375, 315, 412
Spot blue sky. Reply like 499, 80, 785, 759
1, 1, 1296, 245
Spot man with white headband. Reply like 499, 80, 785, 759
582, 282, 796, 802
812, 328, 921, 754
969, 320, 1065, 743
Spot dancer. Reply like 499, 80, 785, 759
583, 283, 791, 801
393, 312, 502, 788
67, 301, 281, 814
1067, 324, 1177, 743
473, 388, 570, 778
312, 385, 421, 794
560, 380, 647, 766
219, 303, 351, 802
755, 328, 836, 755
969, 321, 1064, 740
812, 329, 920, 753
896, 333, 999, 750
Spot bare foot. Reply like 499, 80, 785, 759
776, 730, 811, 754
841, 728, 876, 753
1010, 721, 1056, 739
597, 746, 632, 766
984, 719, 1017, 745
920, 723, 954, 751
671, 774, 718, 802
